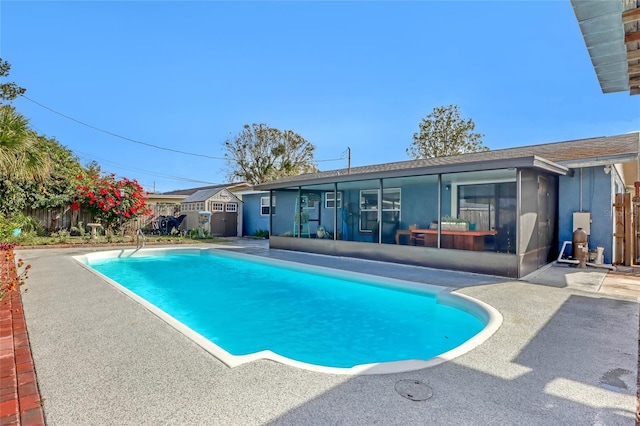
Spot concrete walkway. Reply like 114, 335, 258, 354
16, 241, 639, 425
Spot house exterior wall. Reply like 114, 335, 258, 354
398, 184, 439, 230
241, 193, 270, 236
558, 166, 614, 265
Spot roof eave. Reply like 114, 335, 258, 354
255, 156, 570, 190
571, 0, 640, 96
558, 152, 640, 168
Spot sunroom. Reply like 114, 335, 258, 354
255, 155, 570, 278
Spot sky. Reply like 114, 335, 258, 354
1, 1, 639, 193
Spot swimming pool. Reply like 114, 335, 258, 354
74, 247, 502, 375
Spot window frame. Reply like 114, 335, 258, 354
359, 188, 401, 233
260, 195, 276, 216
210, 202, 224, 212
324, 191, 342, 209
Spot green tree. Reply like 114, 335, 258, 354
0, 105, 52, 181
0, 133, 80, 216
0, 59, 26, 103
407, 104, 488, 159
26, 136, 84, 209
224, 123, 318, 185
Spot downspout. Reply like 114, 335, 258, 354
579, 168, 583, 212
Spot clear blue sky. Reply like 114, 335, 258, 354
1, 1, 638, 193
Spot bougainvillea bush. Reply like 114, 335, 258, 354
74, 173, 153, 234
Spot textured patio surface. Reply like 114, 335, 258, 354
15, 240, 640, 425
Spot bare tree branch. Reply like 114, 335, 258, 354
224, 123, 318, 184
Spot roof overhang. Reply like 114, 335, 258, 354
255, 156, 571, 191
561, 152, 640, 186
571, 0, 640, 95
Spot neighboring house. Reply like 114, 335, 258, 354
145, 194, 186, 216
253, 132, 640, 278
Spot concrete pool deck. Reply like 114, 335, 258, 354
15, 240, 640, 425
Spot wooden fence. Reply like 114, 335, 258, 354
22, 207, 154, 235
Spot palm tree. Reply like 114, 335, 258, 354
0, 105, 51, 181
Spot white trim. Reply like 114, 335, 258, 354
72, 247, 503, 376
325, 191, 342, 209
359, 188, 401, 233
261, 195, 275, 216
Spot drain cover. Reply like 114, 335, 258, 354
395, 379, 433, 401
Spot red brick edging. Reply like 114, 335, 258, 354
0, 289, 45, 425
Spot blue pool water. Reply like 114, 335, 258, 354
86, 251, 485, 369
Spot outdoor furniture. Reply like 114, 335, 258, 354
395, 224, 417, 244
372, 221, 399, 244
410, 228, 498, 251
153, 215, 186, 235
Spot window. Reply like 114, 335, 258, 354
211, 202, 224, 212
226, 203, 237, 212
457, 182, 516, 231
359, 188, 400, 232
261, 196, 276, 215
457, 181, 516, 253
325, 192, 342, 209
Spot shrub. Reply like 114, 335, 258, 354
252, 229, 270, 239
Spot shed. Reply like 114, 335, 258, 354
181, 188, 242, 237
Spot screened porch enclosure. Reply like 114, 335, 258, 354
270, 169, 519, 253
262, 160, 563, 278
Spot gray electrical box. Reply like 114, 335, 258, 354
573, 212, 591, 235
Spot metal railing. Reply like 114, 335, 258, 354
136, 228, 146, 249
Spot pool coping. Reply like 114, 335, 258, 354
72, 246, 503, 375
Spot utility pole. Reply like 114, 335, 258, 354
347, 147, 351, 174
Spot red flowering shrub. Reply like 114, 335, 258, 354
74, 173, 153, 233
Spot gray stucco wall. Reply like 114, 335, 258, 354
558, 166, 613, 264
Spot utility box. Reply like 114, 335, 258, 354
573, 212, 591, 235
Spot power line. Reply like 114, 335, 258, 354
22, 94, 227, 160
22, 94, 348, 164
73, 150, 219, 185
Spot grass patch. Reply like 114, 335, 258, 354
9, 234, 230, 248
